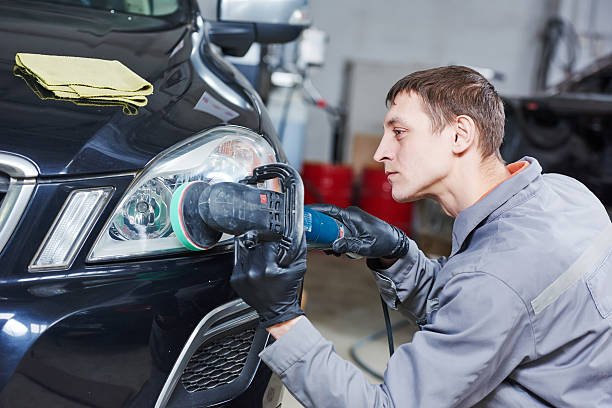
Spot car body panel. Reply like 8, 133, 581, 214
0, 1, 284, 406
0, 0, 280, 177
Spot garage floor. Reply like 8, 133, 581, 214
280, 251, 418, 407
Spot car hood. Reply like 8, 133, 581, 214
0, 1, 261, 177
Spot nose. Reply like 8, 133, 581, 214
373, 132, 394, 163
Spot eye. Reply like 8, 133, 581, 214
393, 128, 407, 138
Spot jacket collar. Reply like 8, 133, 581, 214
450, 156, 542, 256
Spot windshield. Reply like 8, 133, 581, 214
23, 0, 184, 17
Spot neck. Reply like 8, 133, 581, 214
434, 153, 509, 217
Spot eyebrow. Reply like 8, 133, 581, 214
384, 116, 409, 128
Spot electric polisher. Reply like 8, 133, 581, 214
170, 163, 347, 267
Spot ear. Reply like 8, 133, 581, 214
452, 115, 478, 154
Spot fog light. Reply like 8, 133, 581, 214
29, 188, 113, 271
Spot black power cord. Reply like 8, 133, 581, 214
380, 297, 394, 356
348, 299, 410, 381
535, 17, 579, 91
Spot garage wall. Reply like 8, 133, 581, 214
303, 0, 558, 164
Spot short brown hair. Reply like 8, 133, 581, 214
386, 65, 505, 159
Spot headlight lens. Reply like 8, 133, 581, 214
88, 126, 278, 262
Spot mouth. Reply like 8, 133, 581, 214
385, 171, 398, 181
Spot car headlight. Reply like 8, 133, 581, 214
87, 126, 279, 262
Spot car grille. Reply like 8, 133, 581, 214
0, 153, 38, 253
181, 326, 257, 392
154, 300, 267, 408
0, 173, 8, 208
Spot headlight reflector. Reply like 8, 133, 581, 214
111, 177, 173, 241
88, 126, 278, 262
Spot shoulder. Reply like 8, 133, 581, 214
447, 212, 605, 309
541, 173, 605, 208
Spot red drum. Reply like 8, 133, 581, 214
301, 162, 353, 208
359, 168, 413, 234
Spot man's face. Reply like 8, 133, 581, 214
374, 91, 454, 202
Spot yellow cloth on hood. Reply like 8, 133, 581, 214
14, 53, 153, 107
13, 66, 138, 115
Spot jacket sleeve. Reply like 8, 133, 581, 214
259, 271, 534, 408
369, 239, 447, 320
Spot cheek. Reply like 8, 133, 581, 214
396, 139, 434, 169
395, 138, 450, 183
422, 135, 452, 166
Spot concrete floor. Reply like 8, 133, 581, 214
280, 251, 418, 407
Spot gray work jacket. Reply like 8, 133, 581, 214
260, 157, 612, 407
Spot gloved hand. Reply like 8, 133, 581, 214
307, 204, 409, 260
230, 235, 306, 328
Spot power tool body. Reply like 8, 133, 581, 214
170, 163, 346, 266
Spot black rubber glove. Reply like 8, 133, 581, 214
307, 204, 409, 260
230, 236, 306, 328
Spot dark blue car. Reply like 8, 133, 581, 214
0, 0, 309, 406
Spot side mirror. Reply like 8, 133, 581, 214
207, 0, 311, 57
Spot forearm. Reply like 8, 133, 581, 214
369, 241, 446, 319
261, 317, 394, 408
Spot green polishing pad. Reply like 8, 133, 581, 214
170, 182, 221, 251
170, 182, 202, 251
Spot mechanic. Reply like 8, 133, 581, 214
230, 65, 612, 407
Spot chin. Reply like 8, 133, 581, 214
393, 187, 427, 203
391, 190, 413, 203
